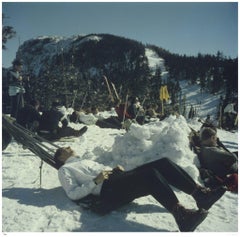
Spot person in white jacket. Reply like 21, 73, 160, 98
223, 102, 237, 130
54, 147, 226, 232
223, 102, 237, 114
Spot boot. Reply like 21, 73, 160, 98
193, 186, 226, 210
172, 204, 208, 232
76, 126, 88, 137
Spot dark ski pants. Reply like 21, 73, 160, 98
10, 93, 24, 118
100, 158, 197, 212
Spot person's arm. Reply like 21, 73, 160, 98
93, 170, 113, 184
58, 167, 98, 200
211, 147, 237, 167
32, 109, 41, 122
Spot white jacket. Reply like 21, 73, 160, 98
224, 104, 237, 114
8, 85, 25, 96
79, 112, 98, 125
58, 156, 111, 200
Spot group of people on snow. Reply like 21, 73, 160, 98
15, 98, 88, 141
54, 146, 227, 232
52, 123, 238, 231
3, 58, 238, 232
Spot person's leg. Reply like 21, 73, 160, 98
134, 158, 197, 194
13, 93, 24, 119
56, 126, 87, 138
10, 95, 17, 118
134, 158, 226, 210
101, 168, 179, 212
100, 167, 208, 232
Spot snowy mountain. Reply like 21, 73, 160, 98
2, 81, 238, 233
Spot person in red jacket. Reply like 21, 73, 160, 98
115, 99, 133, 121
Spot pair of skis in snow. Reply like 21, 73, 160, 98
102, 75, 120, 103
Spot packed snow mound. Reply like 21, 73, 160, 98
108, 115, 200, 181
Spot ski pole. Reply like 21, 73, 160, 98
122, 94, 129, 129
39, 160, 43, 188
111, 82, 120, 101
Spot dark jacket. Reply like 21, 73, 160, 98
200, 145, 238, 177
115, 104, 133, 120
16, 104, 41, 128
39, 107, 67, 132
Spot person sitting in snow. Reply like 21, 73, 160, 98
54, 146, 226, 232
70, 107, 122, 129
127, 97, 146, 125
38, 100, 87, 140
200, 127, 238, 177
199, 127, 238, 192
115, 99, 133, 122
16, 99, 41, 132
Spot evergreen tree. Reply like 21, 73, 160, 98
2, 14, 16, 50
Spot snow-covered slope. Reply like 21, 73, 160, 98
145, 47, 169, 80
180, 80, 223, 121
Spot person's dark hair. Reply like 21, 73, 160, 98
52, 99, 61, 107
200, 127, 216, 141
54, 148, 66, 167
30, 99, 40, 107
61, 118, 68, 127
12, 59, 23, 66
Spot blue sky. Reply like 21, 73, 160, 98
2, 2, 238, 67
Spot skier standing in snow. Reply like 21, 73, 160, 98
7, 59, 25, 118
54, 146, 226, 232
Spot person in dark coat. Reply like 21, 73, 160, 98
38, 100, 87, 140
54, 147, 226, 232
16, 99, 41, 132
39, 100, 66, 133
7, 59, 25, 118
